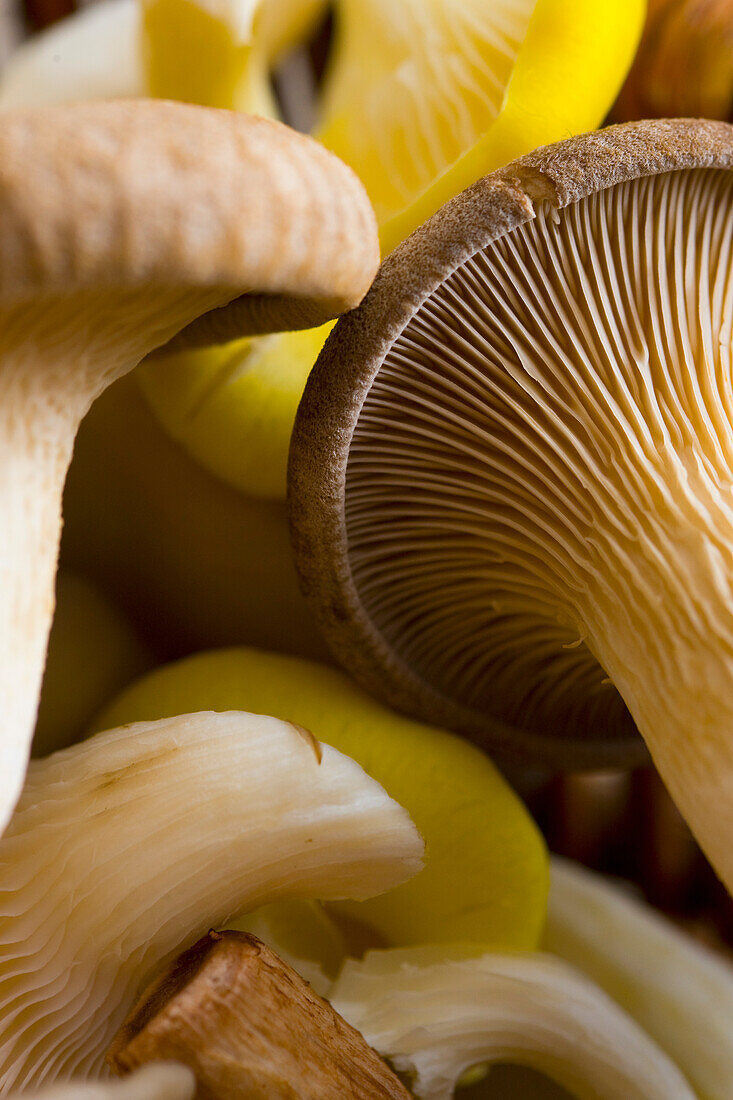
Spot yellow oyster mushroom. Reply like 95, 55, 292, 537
137, 0, 333, 498
321, 0, 646, 253
137, 325, 333, 499
137, 0, 645, 499
142, 0, 326, 113
96, 646, 549, 952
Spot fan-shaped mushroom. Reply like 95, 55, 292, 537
0, 97, 377, 836
289, 118, 733, 892
0, 711, 421, 1091
545, 857, 733, 1099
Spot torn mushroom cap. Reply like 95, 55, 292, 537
0, 97, 378, 839
289, 118, 733, 891
0, 711, 422, 1092
329, 945, 696, 1100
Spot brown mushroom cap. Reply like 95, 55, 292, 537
0, 98, 379, 344
289, 118, 733, 772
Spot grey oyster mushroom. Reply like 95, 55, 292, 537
289, 118, 733, 894
0, 97, 378, 837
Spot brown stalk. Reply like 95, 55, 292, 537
107, 931, 411, 1100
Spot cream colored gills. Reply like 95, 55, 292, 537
0, 712, 421, 1091
319, 0, 537, 224
346, 166, 733, 890
5, 1065, 195, 1100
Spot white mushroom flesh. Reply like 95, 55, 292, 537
545, 856, 733, 1100
0, 0, 142, 109
6, 1064, 195, 1100
329, 945, 696, 1100
0, 711, 422, 1091
345, 165, 733, 889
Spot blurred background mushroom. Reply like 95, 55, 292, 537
329, 947, 697, 1100
612, 0, 733, 123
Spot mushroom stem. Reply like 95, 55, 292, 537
581, 498, 733, 894
0, 288, 226, 835
107, 930, 412, 1099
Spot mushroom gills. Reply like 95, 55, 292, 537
345, 165, 733, 886
0, 711, 421, 1091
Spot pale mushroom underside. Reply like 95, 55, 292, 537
0, 713, 421, 1092
345, 166, 733, 749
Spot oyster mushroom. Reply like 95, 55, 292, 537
545, 857, 733, 1100
329, 946, 696, 1100
289, 118, 733, 891
9, 1064, 195, 1100
0, 97, 377, 836
0, 711, 422, 1091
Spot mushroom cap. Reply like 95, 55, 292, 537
289, 118, 733, 770
0, 99, 379, 344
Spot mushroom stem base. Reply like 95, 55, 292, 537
591, 609, 733, 897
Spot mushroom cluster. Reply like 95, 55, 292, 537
1, 5, 733, 1100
